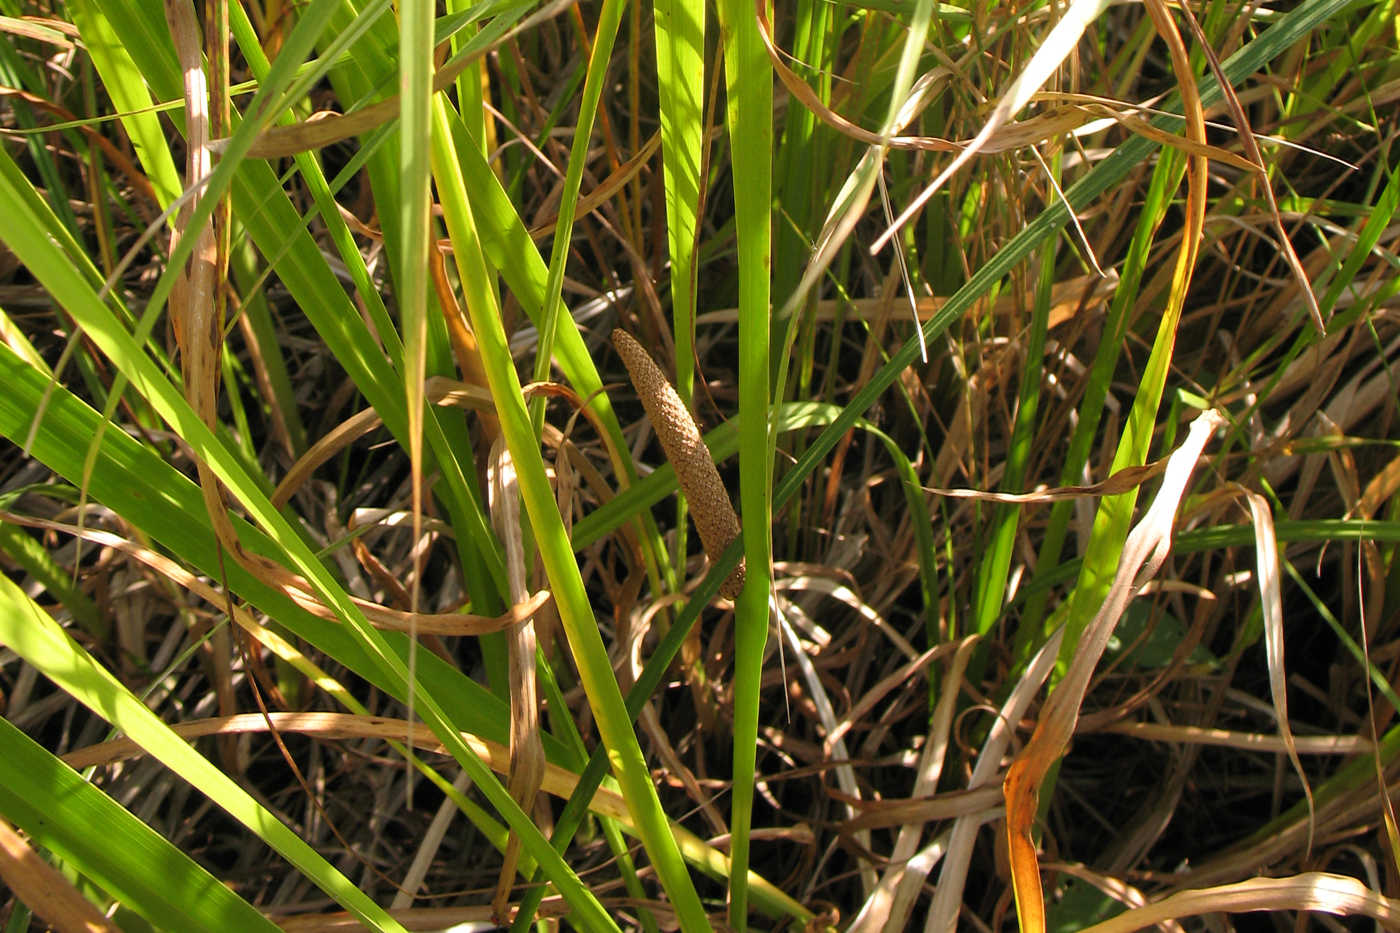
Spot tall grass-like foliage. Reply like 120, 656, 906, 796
2, 0, 1399, 929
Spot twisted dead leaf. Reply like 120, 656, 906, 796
487, 442, 546, 922
1004, 408, 1223, 933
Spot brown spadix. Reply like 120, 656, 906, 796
612, 328, 746, 599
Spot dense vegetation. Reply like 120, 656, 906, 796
1, 0, 1399, 929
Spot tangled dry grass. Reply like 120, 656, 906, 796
2, 0, 1400, 930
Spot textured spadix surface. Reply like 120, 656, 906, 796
612, 329, 746, 598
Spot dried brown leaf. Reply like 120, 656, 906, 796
487, 442, 546, 920
1004, 408, 1222, 933
1079, 872, 1400, 932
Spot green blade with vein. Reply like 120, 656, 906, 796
0, 571, 404, 932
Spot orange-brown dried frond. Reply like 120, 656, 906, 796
611, 329, 745, 599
